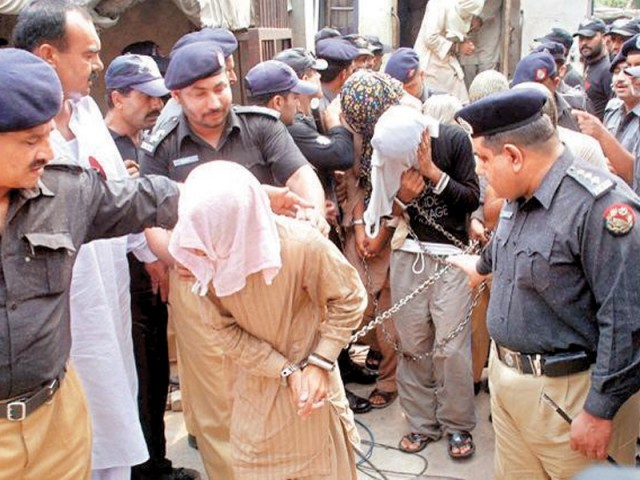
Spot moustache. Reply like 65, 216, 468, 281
88, 71, 99, 83
29, 158, 48, 169
144, 110, 161, 120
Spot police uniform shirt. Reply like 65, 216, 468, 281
139, 106, 309, 185
603, 97, 640, 194
584, 54, 613, 120
109, 128, 141, 163
477, 149, 640, 419
556, 90, 591, 132
564, 64, 584, 89
408, 124, 480, 245
0, 166, 179, 399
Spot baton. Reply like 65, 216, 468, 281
541, 392, 618, 465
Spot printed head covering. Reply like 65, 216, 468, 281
364, 106, 439, 238
168, 161, 282, 297
340, 70, 405, 193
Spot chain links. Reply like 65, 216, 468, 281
349, 207, 484, 361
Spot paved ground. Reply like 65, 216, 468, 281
166, 379, 495, 480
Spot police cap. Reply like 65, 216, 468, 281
314, 27, 341, 45
364, 35, 390, 54
573, 17, 607, 38
512, 52, 557, 86
625, 65, 640, 77
164, 42, 225, 90
532, 41, 566, 63
273, 48, 328, 77
105, 54, 169, 97
606, 18, 639, 38
171, 27, 238, 58
455, 88, 548, 138
245, 60, 318, 97
535, 27, 574, 52
619, 34, 640, 57
384, 47, 420, 83
0, 48, 62, 132
316, 38, 360, 62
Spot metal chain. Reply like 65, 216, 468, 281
349, 204, 484, 361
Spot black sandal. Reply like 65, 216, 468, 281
365, 349, 383, 372
368, 388, 398, 409
398, 432, 434, 454
448, 431, 475, 459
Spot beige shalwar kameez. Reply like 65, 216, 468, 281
203, 217, 367, 480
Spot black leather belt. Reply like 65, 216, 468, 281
0, 371, 65, 421
496, 345, 594, 378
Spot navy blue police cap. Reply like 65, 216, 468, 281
619, 34, 640, 57
574, 17, 607, 38
245, 60, 318, 97
171, 27, 238, 58
365, 35, 391, 54
316, 38, 360, 62
606, 18, 638, 38
164, 42, 225, 90
384, 47, 420, 83
532, 41, 566, 62
610, 52, 627, 72
105, 54, 169, 97
0, 48, 62, 132
455, 88, 548, 138
273, 48, 328, 77
512, 52, 557, 86
314, 27, 341, 45
535, 27, 573, 53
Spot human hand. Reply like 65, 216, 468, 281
144, 260, 170, 302
322, 97, 342, 130
459, 40, 476, 56
469, 218, 489, 244
175, 262, 196, 282
570, 411, 613, 461
417, 130, 439, 181
573, 110, 607, 140
289, 365, 329, 418
335, 171, 348, 205
263, 185, 314, 217
325, 200, 339, 224
296, 207, 330, 237
397, 168, 425, 204
124, 159, 140, 178
446, 254, 486, 288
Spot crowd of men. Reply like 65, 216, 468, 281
0, 0, 639, 479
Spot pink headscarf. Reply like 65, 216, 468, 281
168, 161, 282, 297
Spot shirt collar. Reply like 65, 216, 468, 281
19, 177, 55, 200
177, 109, 240, 148
524, 147, 574, 211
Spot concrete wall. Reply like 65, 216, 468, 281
520, 0, 591, 57
358, 0, 396, 47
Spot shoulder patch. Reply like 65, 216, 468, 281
141, 116, 179, 154
233, 105, 280, 120
603, 203, 635, 236
566, 165, 614, 198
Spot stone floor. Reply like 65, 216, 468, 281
165, 380, 495, 480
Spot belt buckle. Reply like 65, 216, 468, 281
529, 354, 543, 376
6, 400, 26, 421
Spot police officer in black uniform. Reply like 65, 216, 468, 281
451, 88, 640, 479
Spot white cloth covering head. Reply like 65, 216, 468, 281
447, 0, 485, 42
169, 161, 282, 297
363, 105, 439, 238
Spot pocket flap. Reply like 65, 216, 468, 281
24, 232, 76, 253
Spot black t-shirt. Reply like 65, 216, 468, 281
584, 55, 612, 121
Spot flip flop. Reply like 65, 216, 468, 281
399, 432, 434, 454
448, 431, 475, 459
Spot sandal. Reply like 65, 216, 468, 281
448, 431, 475, 459
368, 388, 398, 409
398, 432, 434, 454
365, 349, 383, 372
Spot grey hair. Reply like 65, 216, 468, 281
422, 94, 463, 125
512, 82, 558, 127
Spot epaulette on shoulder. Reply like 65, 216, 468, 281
566, 165, 615, 198
140, 116, 180, 154
233, 105, 280, 120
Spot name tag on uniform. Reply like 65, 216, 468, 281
172, 155, 199, 167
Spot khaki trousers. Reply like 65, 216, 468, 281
470, 285, 490, 383
0, 365, 92, 480
169, 270, 234, 480
343, 228, 398, 393
391, 250, 475, 437
489, 347, 640, 480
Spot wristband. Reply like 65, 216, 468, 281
307, 352, 335, 372
351, 218, 364, 226
394, 197, 409, 210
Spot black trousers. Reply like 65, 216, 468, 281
128, 255, 173, 479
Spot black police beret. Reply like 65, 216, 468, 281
0, 48, 62, 132
620, 34, 640, 57
171, 27, 238, 57
455, 89, 548, 138
164, 42, 225, 90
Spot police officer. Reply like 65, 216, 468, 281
533, 41, 581, 95
451, 88, 640, 479
574, 17, 612, 120
511, 51, 591, 132
385, 47, 441, 104
139, 40, 326, 480
0, 48, 181, 480
535, 27, 582, 89
315, 38, 360, 118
